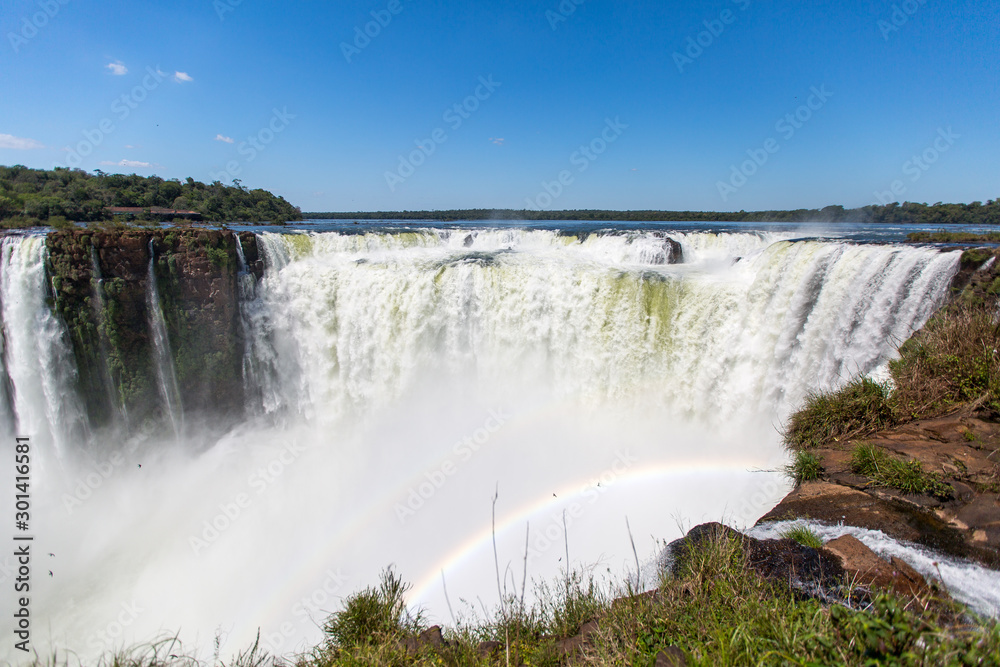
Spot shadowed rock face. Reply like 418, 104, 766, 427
666, 522, 845, 594
46, 228, 247, 434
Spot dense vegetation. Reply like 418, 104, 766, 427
305, 200, 1000, 224
0, 165, 301, 226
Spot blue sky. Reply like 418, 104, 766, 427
1, 0, 997, 212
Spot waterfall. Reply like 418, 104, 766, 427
242, 229, 958, 424
2, 226, 988, 663
0, 235, 87, 463
146, 239, 184, 439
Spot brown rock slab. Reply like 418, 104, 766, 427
822, 535, 932, 599
956, 494, 1000, 530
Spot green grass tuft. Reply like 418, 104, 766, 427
851, 443, 953, 500
780, 525, 824, 549
783, 377, 896, 450
321, 566, 423, 650
786, 450, 823, 484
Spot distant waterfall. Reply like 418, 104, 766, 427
146, 239, 184, 439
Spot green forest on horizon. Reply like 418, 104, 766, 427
304, 200, 1000, 224
1, 165, 998, 228
0, 165, 302, 227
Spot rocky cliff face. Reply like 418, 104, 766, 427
46, 229, 258, 434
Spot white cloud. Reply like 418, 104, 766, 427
100, 159, 154, 168
489, 137, 505, 146
0, 133, 44, 150
214, 134, 234, 144
173, 71, 193, 83
106, 60, 128, 75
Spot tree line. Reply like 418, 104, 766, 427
304, 201, 1000, 225
0, 165, 302, 228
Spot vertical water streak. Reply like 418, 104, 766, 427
234, 233, 264, 413
0, 235, 88, 463
90, 245, 129, 430
146, 239, 184, 438
238, 232, 304, 419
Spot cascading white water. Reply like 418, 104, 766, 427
0, 235, 87, 463
245, 229, 956, 423
0, 227, 982, 663
146, 240, 184, 439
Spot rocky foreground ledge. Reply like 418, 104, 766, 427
759, 413, 1000, 569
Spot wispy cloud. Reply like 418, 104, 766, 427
489, 137, 505, 146
214, 134, 234, 144
0, 133, 44, 150
173, 71, 193, 83
100, 159, 154, 168
106, 60, 128, 75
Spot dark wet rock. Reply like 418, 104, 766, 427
667, 523, 844, 593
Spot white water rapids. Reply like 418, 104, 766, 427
0, 227, 986, 661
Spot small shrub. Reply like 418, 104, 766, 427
322, 567, 422, 648
780, 525, 824, 549
784, 377, 895, 450
786, 450, 823, 484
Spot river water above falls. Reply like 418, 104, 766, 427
0, 224, 980, 659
